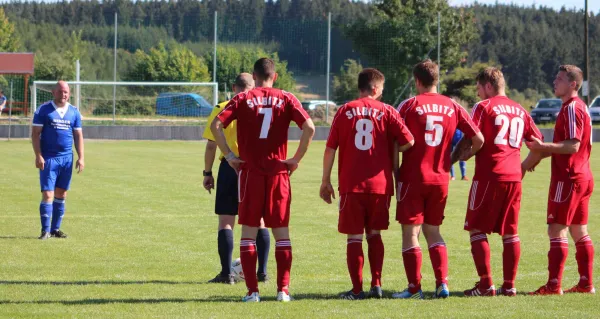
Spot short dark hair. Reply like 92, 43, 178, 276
358, 68, 385, 92
253, 58, 276, 80
412, 59, 439, 88
559, 65, 583, 90
476, 67, 505, 91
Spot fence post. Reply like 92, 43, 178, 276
325, 12, 332, 124
437, 11, 441, 93
113, 11, 118, 124
76, 59, 81, 109
29, 82, 36, 140
213, 10, 218, 106
8, 81, 13, 141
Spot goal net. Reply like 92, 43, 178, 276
32, 81, 219, 125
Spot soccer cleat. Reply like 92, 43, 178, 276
50, 230, 68, 238
462, 176, 470, 181
242, 292, 260, 302
368, 286, 383, 299
257, 273, 269, 282
451, 177, 456, 181
392, 289, 424, 300
497, 287, 517, 297
464, 282, 496, 297
433, 283, 450, 299
339, 290, 366, 300
38, 231, 51, 240
564, 285, 596, 294
276, 291, 292, 302
207, 273, 235, 284
528, 284, 563, 296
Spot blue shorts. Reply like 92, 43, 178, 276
40, 156, 73, 192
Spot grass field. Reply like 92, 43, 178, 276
0, 140, 598, 318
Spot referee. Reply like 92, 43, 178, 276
203, 73, 271, 284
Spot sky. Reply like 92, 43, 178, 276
450, 0, 600, 13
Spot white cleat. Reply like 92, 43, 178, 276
277, 291, 292, 302
242, 292, 260, 302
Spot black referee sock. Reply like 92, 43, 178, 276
218, 229, 234, 276
256, 228, 271, 275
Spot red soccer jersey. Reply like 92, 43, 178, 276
470, 96, 542, 182
551, 97, 593, 182
217, 87, 310, 175
397, 93, 479, 184
326, 97, 414, 195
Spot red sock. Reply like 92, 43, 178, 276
502, 235, 521, 290
575, 235, 594, 288
428, 242, 448, 286
240, 238, 258, 294
470, 232, 492, 288
367, 234, 384, 287
275, 239, 292, 294
548, 237, 569, 289
402, 246, 422, 293
347, 238, 364, 294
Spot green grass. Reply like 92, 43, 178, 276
0, 140, 598, 318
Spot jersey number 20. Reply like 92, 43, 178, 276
494, 115, 524, 147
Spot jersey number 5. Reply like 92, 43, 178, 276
258, 108, 273, 139
425, 115, 443, 147
355, 119, 374, 150
494, 115, 524, 147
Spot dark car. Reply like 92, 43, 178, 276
530, 98, 562, 124
589, 96, 600, 123
155, 93, 214, 117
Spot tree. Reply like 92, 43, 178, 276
127, 42, 210, 82
333, 59, 363, 103
0, 7, 20, 51
344, 0, 476, 103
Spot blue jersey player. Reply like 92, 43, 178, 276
31, 81, 85, 240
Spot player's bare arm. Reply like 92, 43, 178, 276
282, 119, 315, 175
210, 117, 244, 172
526, 136, 580, 155
451, 132, 484, 163
31, 126, 44, 170
74, 129, 85, 174
319, 147, 336, 204
203, 140, 217, 193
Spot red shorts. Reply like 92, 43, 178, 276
338, 193, 391, 234
464, 181, 522, 235
547, 180, 594, 226
237, 170, 291, 228
396, 182, 448, 226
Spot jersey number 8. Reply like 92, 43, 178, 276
355, 119, 374, 150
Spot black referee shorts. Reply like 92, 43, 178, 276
215, 159, 239, 215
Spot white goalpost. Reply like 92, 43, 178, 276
31, 81, 220, 123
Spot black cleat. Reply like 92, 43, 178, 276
368, 286, 383, 299
257, 273, 269, 282
340, 290, 366, 300
207, 273, 235, 284
50, 230, 68, 238
38, 231, 51, 240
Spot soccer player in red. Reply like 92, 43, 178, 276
320, 68, 414, 300
523, 65, 595, 295
453, 67, 542, 297
393, 60, 484, 299
210, 58, 316, 302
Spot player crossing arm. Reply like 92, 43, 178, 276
450, 131, 484, 164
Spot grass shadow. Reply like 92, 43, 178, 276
0, 236, 38, 240
0, 280, 208, 285
0, 296, 239, 305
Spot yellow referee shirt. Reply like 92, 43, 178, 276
202, 101, 239, 160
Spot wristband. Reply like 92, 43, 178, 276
203, 170, 212, 177
224, 152, 236, 161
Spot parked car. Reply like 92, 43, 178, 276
589, 96, 600, 123
301, 100, 336, 111
530, 98, 562, 124
155, 93, 214, 117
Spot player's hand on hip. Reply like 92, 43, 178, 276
226, 157, 244, 173
319, 182, 336, 204
203, 176, 215, 194
281, 158, 299, 176
76, 158, 85, 173
35, 155, 45, 170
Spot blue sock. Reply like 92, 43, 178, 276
51, 198, 65, 232
460, 161, 467, 178
39, 202, 53, 232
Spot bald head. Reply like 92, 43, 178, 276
233, 73, 254, 94
52, 81, 71, 107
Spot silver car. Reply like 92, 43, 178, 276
530, 98, 562, 124
589, 96, 600, 123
